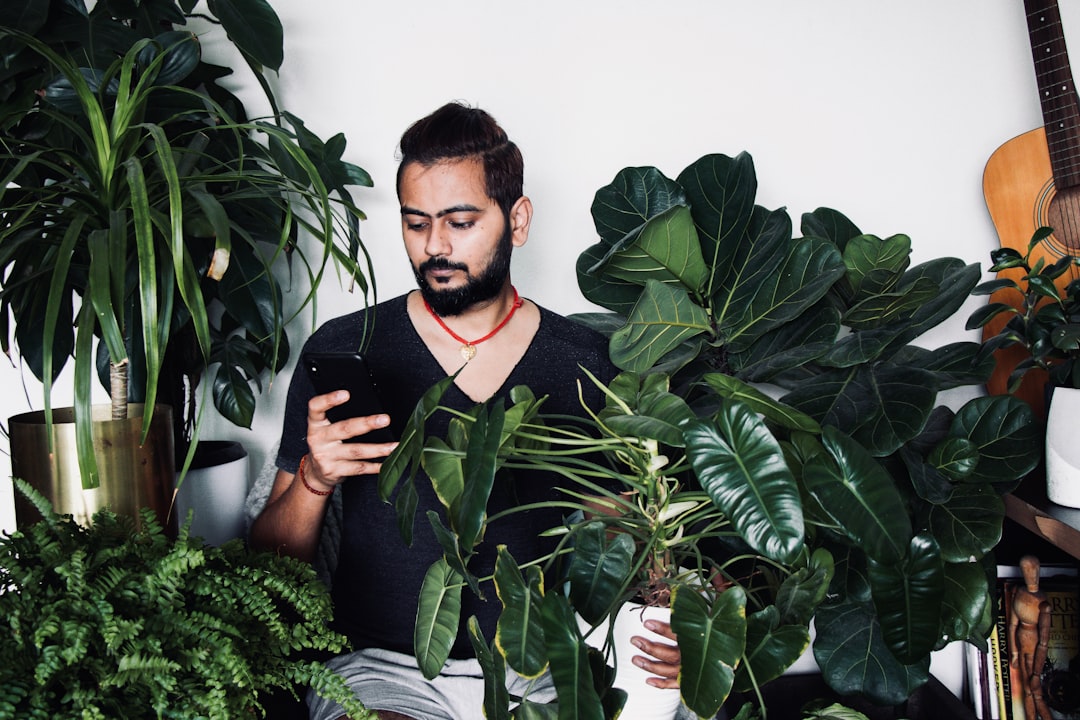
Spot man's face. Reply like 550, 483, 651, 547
400, 157, 514, 316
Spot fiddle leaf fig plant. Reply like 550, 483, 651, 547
380, 151, 1040, 717
0, 0, 372, 487
570, 152, 1038, 706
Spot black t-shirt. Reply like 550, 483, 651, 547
276, 294, 617, 657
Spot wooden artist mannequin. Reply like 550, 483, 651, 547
1009, 554, 1053, 720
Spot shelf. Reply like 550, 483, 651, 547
1003, 472, 1080, 560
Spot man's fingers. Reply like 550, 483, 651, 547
308, 390, 350, 422
337, 413, 394, 446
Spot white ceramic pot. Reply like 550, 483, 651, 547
1046, 387, 1080, 508
579, 603, 683, 720
174, 440, 250, 545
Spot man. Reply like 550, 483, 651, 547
251, 102, 680, 720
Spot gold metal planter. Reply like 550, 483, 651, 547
9, 403, 175, 528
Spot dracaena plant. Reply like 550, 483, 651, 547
966, 225, 1080, 391
0, 0, 372, 487
380, 151, 1041, 717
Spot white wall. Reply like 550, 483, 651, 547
0, 0, 1070, 530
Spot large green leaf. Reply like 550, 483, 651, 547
675, 152, 758, 272
577, 244, 643, 315
414, 558, 463, 680
207, 0, 284, 70
804, 427, 911, 564
700, 373, 820, 433
842, 276, 938, 330
494, 548, 548, 679
379, 373, 458, 502
841, 234, 911, 301
590, 165, 687, 248
609, 279, 711, 371
423, 437, 465, 509
427, 511, 481, 599
594, 205, 707, 295
540, 594, 604, 720
721, 235, 846, 353
940, 561, 990, 644
801, 207, 863, 254
867, 533, 944, 664
774, 549, 834, 626
729, 303, 840, 381
453, 401, 504, 551
925, 484, 1004, 562
671, 584, 746, 719
733, 605, 811, 692
467, 617, 511, 720
604, 389, 696, 448
684, 403, 804, 564
567, 523, 635, 626
813, 600, 930, 706
784, 364, 937, 455
949, 395, 1039, 485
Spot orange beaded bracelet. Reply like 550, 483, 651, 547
297, 454, 332, 497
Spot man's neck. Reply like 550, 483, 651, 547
425, 284, 519, 338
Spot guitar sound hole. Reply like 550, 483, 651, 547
1048, 187, 1080, 253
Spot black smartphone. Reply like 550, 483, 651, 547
302, 351, 394, 443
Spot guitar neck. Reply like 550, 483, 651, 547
1026, 0, 1080, 189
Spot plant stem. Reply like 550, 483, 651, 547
110, 360, 128, 420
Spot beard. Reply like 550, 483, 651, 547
413, 220, 513, 317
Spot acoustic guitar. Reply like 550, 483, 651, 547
983, 0, 1080, 418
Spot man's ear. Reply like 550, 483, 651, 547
509, 196, 533, 248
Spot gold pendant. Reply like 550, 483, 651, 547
460, 344, 477, 361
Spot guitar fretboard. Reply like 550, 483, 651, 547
1026, 0, 1080, 189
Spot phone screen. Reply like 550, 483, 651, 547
303, 351, 394, 443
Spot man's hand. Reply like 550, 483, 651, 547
304, 390, 398, 491
632, 619, 681, 689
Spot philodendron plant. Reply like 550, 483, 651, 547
379, 151, 1040, 718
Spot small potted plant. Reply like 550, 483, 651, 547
968, 227, 1080, 507
0, 479, 374, 719
967, 226, 1080, 407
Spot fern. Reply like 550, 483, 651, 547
0, 480, 376, 718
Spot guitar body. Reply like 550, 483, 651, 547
982, 127, 1055, 417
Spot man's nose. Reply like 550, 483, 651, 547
425, 224, 451, 257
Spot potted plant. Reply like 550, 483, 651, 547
378, 151, 1040, 718
0, 478, 374, 718
967, 226, 1080, 405
968, 227, 1080, 507
0, 0, 372, 524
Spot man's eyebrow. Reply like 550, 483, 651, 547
400, 204, 483, 218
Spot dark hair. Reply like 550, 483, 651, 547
396, 102, 524, 219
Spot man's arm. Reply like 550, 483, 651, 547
249, 390, 397, 561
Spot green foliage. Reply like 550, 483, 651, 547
572, 151, 1039, 707
379, 150, 1040, 717
0, 0, 373, 486
0, 479, 373, 719
968, 225, 1080, 390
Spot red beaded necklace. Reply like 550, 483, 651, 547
423, 286, 524, 361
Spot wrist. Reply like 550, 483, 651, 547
297, 454, 333, 497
